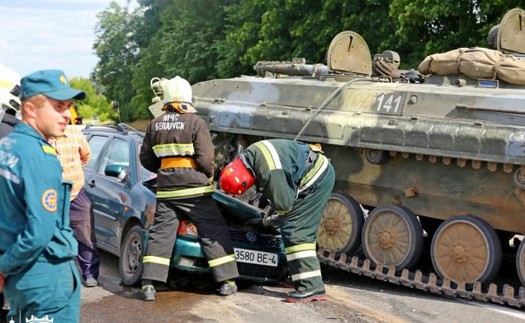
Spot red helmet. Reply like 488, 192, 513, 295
219, 157, 255, 195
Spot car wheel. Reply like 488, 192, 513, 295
119, 225, 144, 286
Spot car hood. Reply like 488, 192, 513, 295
212, 190, 265, 221
143, 177, 262, 220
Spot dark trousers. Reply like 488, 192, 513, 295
143, 195, 239, 283
70, 189, 100, 280
280, 163, 335, 293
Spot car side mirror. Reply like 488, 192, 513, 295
105, 164, 129, 182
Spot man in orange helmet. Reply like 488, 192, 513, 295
219, 139, 335, 303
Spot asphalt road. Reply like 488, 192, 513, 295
80, 250, 525, 322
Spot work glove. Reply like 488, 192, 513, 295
246, 213, 284, 228
262, 213, 284, 228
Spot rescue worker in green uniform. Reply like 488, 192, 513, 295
219, 139, 335, 303
0, 70, 85, 322
140, 76, 239, 301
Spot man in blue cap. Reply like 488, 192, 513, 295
0, 70, 86, 322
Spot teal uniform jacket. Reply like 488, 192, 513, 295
0, 123, 78, 276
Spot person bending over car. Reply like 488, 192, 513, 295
219, 139, 335, 303
139, 76, 239, 301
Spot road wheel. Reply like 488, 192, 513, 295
517, 238, 525, 287
365, 149, 389, 165
119, 225, 144, 286
362, 205, 423, 271
431, 216, 502, 284
317, 193, 364, 256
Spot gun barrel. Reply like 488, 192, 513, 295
254, 60, 329, 78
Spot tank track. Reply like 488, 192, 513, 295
317, 248, 525, 309
216, 136, 525, 308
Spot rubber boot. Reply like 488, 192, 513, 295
218, 280, 237, 296
142, 280, 156, 301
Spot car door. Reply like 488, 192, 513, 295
85, 135, 132, 254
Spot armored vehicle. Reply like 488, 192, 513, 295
149, 8, 525, 307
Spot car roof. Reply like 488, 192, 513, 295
83, 123, 144, 138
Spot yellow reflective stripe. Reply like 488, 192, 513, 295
208, 254, 236, 268
299, 155, 328, 193
276, 208, 292, 216
285, 242, 316, 254
286, 250, 317, 262
254, 140, 282, 170
143, 255, 170, 266
291, 270, 322, 281
156, 185, 214, 199
42, 145, 57, 156
153, 143, 195, 157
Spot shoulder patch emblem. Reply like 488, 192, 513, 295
42, 189, 58, 212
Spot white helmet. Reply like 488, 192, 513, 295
159, 76, 196, 113
163, 76, 192, 105
149, 76, 196, 116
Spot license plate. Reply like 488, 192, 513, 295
234, 248, 278, 267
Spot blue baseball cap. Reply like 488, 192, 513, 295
19, 69, 86, 101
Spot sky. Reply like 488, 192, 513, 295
0, 0, 137, 80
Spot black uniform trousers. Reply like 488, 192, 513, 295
142, 195, 239, 283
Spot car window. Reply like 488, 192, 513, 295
98, 138, 130, 175
138, 143, 157, 182
85, 135, 110, 172
133, 135, 157, 182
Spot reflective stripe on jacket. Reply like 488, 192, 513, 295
140, 111, 216, 199
243, 139, 329, 215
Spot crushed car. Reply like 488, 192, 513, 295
82, 124, 288, 286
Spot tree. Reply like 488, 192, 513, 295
215, 0, 394, 77
128, 0, 172, 120
69, 77, 116, 123
153, 0, 227, 83
215, 0, 266, 78
387, 0, 524, 68
126, 0, 232, 119
92, 2, 140, 121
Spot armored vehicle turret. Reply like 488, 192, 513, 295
150, 8, 525, 307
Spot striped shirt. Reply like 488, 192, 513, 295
49, 126, 91, 200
